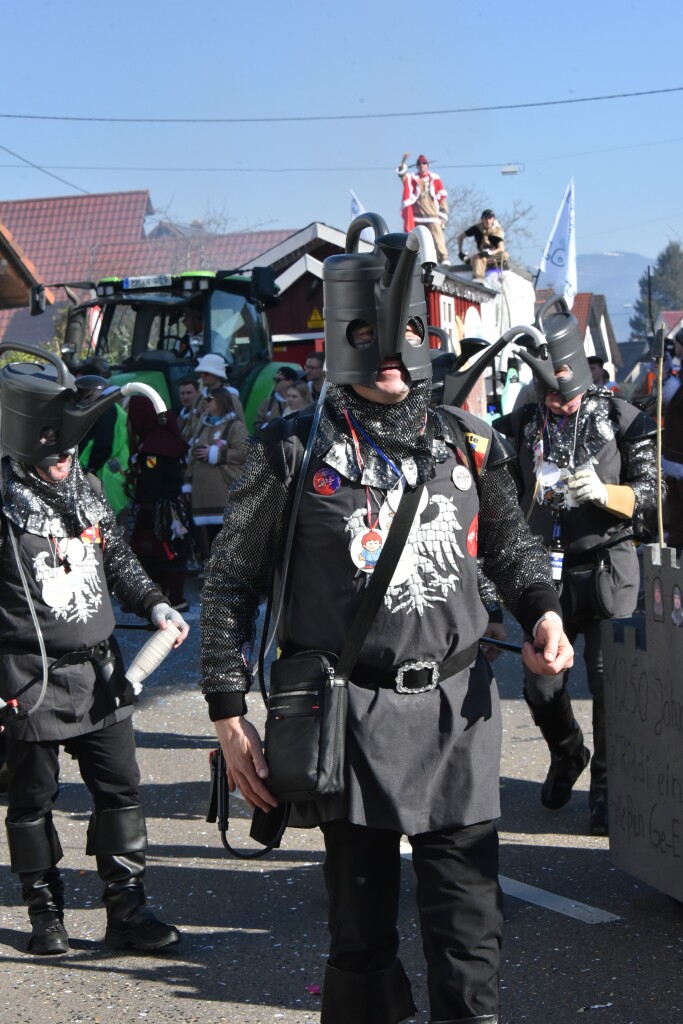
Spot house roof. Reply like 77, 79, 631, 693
89, 230, 295, 279
0, 190, 154, 284
659, 309, 683, 336
0, 221, 52, 309
0, 188, 296, 346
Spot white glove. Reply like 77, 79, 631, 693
150, 602, 189, 637
565, 467, 608, 507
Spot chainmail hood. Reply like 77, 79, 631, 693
1, 455, 108, 538
314, 379, 437, 487
522, 386, 623, 471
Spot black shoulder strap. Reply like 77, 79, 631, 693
258, 412, 315, 486
336, 482, 425, 680
257, 391, 326, 699
435, 408, 484, 495
86, 471, 104, 497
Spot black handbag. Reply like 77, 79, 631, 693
263, 480, 426, 802
562, 551, 618, 621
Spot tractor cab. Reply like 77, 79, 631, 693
32, 267, 287, 428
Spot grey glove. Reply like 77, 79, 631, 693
150, 602, 188, 634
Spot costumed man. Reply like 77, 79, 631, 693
0, 347, 189, 956
396, 152, 450, 265
200, 214, 573, 1024
457, 210, 508, 283
494, 296, 658, 836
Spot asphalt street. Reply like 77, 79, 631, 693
1, 579, 681, 1024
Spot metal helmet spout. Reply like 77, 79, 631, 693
377, 227, 436, 361
323, 214, 436, 388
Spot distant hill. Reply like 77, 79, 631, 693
577, 251, 652, 343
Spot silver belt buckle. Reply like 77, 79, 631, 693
395, 660, 440, 694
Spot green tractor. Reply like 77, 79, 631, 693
31, 267, 297, 429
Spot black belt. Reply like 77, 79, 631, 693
50, 643, 104, 671
350, 641, 480, 694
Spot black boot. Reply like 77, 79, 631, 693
525, 688, 590, 810
6, 817, 69, 955
321, 959, 416, 1024
589, 698, 608, 836
88, 805, 180, 952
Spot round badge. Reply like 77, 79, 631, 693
349, 528, 386, 574
313, 467, 341, 496
452, 465, 472, 491
466, 514, 479, 557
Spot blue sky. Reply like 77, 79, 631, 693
2, 0, 682, 271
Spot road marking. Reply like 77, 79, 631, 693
399, 844, 620, 924
498, 875, 620, 923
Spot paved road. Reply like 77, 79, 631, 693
1, 582, 681, 1023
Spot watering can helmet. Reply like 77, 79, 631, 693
0, 344, 165, 467
516, 295, 592, 402
322, 213, 435, 388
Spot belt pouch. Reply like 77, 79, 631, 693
265, 650, 347, 802
92, 637, 135, 709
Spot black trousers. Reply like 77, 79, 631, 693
524, 617, 606, 796
5, 716, 141, 825
321, 817, 502, 1021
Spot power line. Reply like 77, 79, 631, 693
3, 133, 683, 178
0, 161, 509, 173
0, 142, 89, 195
1, 86, 681, 125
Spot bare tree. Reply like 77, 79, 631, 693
445, 182, 534, 272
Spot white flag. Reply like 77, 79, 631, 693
349, 190, 373, 242
539, 179, 577, 309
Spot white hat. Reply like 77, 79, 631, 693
195, 353, 228, 380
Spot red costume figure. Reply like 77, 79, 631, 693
396, 152, 450, 264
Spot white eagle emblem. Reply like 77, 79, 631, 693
34, 538, 103, 623
345, 493, 464, 616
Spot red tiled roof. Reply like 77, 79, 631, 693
0, 220, 53, 308
0, 190, 153, 284
534, 290, 591, 336
570, 293, 591, 338
90, 230, 294, 279
0, 193, 295, 344
660, 310, 683, 333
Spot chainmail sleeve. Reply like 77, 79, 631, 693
200, 432, 296, 711
622, 434, 658, 515
100, 502, 165, 616
478, 458, 560, 634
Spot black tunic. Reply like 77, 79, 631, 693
201, 405, 561, 836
